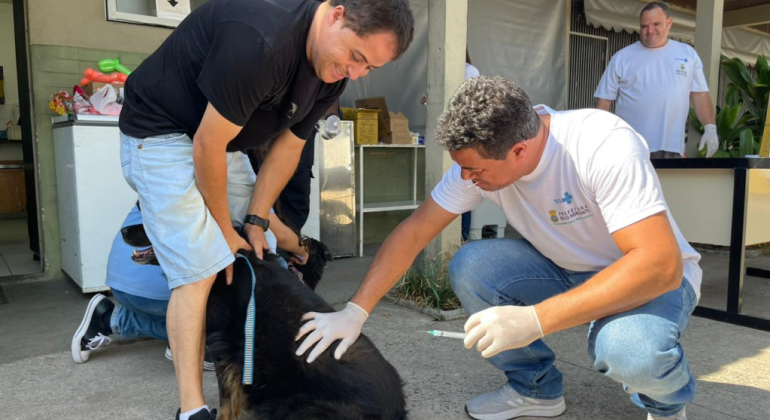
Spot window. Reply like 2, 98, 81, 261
105, 0, 207, 28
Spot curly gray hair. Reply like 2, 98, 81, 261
435, 76, 540, 160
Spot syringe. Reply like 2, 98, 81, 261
424, 330, 466, 339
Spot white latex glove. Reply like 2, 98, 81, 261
463, 306, 544, 358
295, 302, 369, 363
699, 124, 719, 158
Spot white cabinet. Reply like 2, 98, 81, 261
53, 115, 137, 292
356, 144, 424, 256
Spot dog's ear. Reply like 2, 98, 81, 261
319, 241, 333, 266
307, 237, 333, 266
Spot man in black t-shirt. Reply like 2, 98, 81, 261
117, 1, 413, 418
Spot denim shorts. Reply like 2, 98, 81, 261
120, 131, 264, 288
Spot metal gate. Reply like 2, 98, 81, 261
568, 33, 608, 110
568, 0, 640, 110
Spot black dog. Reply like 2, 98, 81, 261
120, 214, 407, 419
206, 251, 406, 420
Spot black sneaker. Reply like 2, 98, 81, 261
175, 408, 218, 420
165, 346, 216, 371
71, 294, 115, 363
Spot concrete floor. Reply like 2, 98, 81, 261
697, 250, 770, 320
1, 255, 769, 420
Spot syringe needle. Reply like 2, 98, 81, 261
424, 330, 466, 339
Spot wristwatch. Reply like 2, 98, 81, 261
244, 214, 270, 231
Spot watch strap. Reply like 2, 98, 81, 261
244, 214, 269, 231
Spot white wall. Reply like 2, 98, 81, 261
28, 0, 171, 54
0, 3, 19, 125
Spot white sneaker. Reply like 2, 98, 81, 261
647, 407, 687, 420
465, 383, 566, 420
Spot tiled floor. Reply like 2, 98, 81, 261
0, 218, 41, 277
0, 239, 40, 276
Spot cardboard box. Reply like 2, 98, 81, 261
341, 107, 380, 145
355, 97, 390, 138
83, 82, 124, 97
382, 112, 410, 144
354, 97, 410, 144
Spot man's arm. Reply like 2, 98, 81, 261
295, 197, 458, 362
690, 91, 718, 157
351, 197, 459, 313
690, 91, 715, 126
194, 103, 252, 283
536, 211, 683, 334
465, 211, 684, 357
244, 129, 306, 258
267, 213, 308, 264
595, 98, 613, 112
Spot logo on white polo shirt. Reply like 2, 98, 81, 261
549, 210, 558, 223
674, 58, 688, 77
547, 191, 594, 226
553, 191, 573, 205
548, 205, 593, 225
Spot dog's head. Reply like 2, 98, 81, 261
121, 224, 152, 248
288, 237, 333, 291
121, 222, 160, 266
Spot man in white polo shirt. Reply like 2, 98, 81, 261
296, 76, 699, 420
595, 1, 718, 158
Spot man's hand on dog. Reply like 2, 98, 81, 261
224, 228, 252, 285
295, 302, 369, 363
243, 223, 270, 260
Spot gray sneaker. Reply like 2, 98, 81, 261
647, 407, 687, 420
465, 383, 566, 420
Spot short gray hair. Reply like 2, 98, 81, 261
435, 76, 540, 160
640, 1, 671, 19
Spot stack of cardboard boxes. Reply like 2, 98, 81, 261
342, 96, 410, 145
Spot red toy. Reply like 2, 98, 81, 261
80, 68, 127, 86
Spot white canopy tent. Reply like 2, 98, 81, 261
585, 0, 770, 66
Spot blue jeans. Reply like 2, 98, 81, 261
110, 289, 169, 341
109, 254, 289, 341
449, 238, 697, 417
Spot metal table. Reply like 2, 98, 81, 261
652, 157, 770, 331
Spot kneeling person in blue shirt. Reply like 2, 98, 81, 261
72, 204, 307, 369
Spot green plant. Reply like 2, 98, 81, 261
690, 55, 767, 157
391, 251, 462, 311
